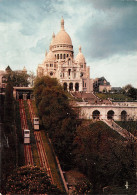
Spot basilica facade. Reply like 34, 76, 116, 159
37, 17, 93, 92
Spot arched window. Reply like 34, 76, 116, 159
69, 83, 73, 91
64, 54, 66, 59
57, 54, 59, 59
63, 83, 67, 91
121, 110, 127, 121
92, 110, 100, 119
68, 69, 71, 76
75, 83, 79, 91
60, 54, 62, 59
107, 110, 115, 120
50, 72, 53, 76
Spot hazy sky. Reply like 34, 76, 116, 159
0, 0, 137, 87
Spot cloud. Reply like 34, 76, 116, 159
77, 2, 137, 59
0, 0, 136, 87
89, 52, 137, 87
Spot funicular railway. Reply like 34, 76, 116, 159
18, 97, 54, 184
27, 99, 54, 184
19, 99, 33, 165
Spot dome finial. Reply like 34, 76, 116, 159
52, 32, 55, 38
79, 46, 81, 52
45, 50, 47, 56
49, 45, 52, 51
61, 16, 64, 30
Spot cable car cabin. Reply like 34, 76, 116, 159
33, 117, 39, 130
24, 129, 30, 144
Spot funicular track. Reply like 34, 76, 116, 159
27, 99, 54, 184
19, 99, 33, 165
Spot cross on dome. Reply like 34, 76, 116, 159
79, 46, 82, 52
52, 32, 55, 38
61, 16, 64, 30
45, 50, 47, 56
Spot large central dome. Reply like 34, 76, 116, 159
53, 17, 72, 46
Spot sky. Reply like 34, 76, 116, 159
0, 0, 137, 87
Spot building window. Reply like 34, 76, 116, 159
63, 83, 67, 90
67, 54, 69, 57
80, 72, 83, 77
60, 54, 62, 59
64, 54, 65, 59
68, 69, 71, 76
57, 54, 59, 59
69, 83, 73, 91
85, 83, 86, 87
50, 72, 53, 76
83, 81, 84, 87
63, 73, 64, 78
75, 83, 79, 91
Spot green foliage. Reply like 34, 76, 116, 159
14, 100, 25, 166
123, 84, 137, 100
116, 121, 137, 136
4, 82, 14, 134
73, 121, 136, 193
33, 76, 77, 169
74, 180, 93, 194
41, 131, 65, 191
6, 166, 63, 194
0, 94, 5, 122
96, 92, 133, 101
4, 71, 30, 87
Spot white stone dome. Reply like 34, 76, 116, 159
53, 17, 72, 46
75, 46, 85, 63
44, 48, 55, 62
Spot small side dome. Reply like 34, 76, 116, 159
45, 47, 55, 62
75, 46, 86, 63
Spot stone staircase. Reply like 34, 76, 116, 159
103, 119, 137, 142
71, 92, 112, 105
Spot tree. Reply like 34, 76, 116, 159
128, 87, 137, 100
28, 71, 36, 87
4, 71, 30, 87
4, 82, 14, 133
6, 166, 63, 194
73, 121, 136, 193
33, 76, 77, 169
123, 84, 133, 93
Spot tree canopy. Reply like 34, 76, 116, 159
6, 166, 63, 194
123, 84, 137, 100
4, 70, 30, 87
33, 76, 77, 169
73, 121, 136, 193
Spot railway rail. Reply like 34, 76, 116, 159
19, 99, 34, 166
27, 99, 54, 184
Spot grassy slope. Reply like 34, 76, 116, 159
96, 93, 133, 101
31, 100, 65, 192
115, 121, 137, 136
90, 121, 126, 141
41, 131, 65, 191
